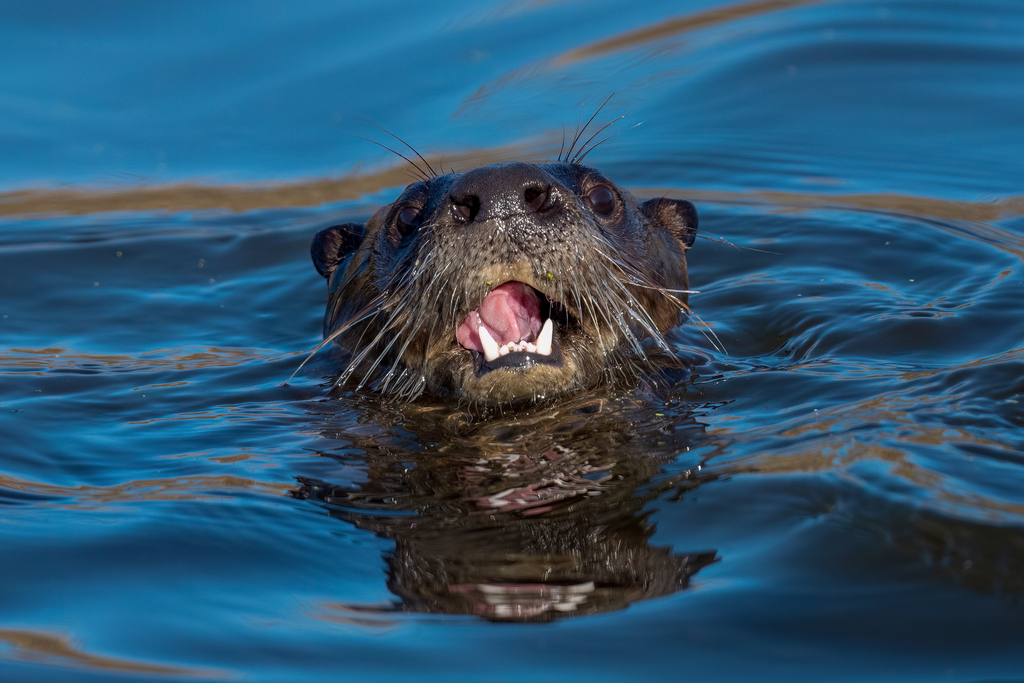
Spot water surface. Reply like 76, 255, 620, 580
2, 0, 1024, 681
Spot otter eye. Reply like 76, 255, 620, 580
586, 185, 616, 217
396, 206, 422, 236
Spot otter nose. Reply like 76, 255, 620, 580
449, 162, 559, 223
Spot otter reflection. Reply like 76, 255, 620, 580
295, 395, 718, 622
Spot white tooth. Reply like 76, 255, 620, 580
479, 326, 500, 362
525, 342, 537, 353
536, 318, 553, 356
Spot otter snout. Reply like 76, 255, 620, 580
448, 162, 562, 224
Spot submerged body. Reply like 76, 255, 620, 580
311, 161, 698, 404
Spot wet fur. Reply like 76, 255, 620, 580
311, 161, 698, 405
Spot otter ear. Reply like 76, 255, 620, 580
641, 198, 698, 249
311, 223, 365, 278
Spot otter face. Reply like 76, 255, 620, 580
311, 162, 698, 405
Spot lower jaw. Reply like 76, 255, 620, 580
455, 362, 577, 405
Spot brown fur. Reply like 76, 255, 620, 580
311, 161, 698, 405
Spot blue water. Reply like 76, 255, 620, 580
2, 1, 1024, 681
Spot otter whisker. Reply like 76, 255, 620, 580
378, 365, 406, 395
333, 275, 422, 389
350, 250, 449, 394
424, 273, 459, 353
563, 106, 586, 163
625, 282, 700, 295
613, 286, 672, 353
355, 136, 432, 183
563, 93, 615, 163
380, 297, 442, 395
341, 319, 403, 389
679, 303, 727, 354
591, 232, 670, 284
411, 258, 455, 360
388, 366, 426, 401
586, 246, 696, 368
380, 364, 413, 397
569, 279, 608, 357
604, 262, 689, 322
609, 301, 654, 359
590, 235, 698, 314
561, 241, 614, 353
573, 133, 618, 165
697, 232, 780, 255
591, 279, 640, 350
576, 118, 643, 165
606, 299, 654, 362
580, 275, 645, 359
401, 169, 428, 185
395, 371, 426, 401
357, 314, 418, 391
286, 294, 387, 384
571, 114, 626, 165
600, 242, 727, 355
360, 121, 438, 178
590, 243, 677, 339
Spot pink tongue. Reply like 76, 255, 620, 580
456, 282, 543, 353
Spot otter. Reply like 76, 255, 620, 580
310, 160, 698, 405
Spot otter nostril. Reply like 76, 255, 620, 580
524, 184, 554, 214
452, 195, 480, 222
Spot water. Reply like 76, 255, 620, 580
2, 0, 1024, 680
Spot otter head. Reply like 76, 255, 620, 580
311, 161, 698, 405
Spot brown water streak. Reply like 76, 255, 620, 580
0, 144, 551, 218
554, 0, 830, 66
0, 472, 291, 505
0, 628, 226, 678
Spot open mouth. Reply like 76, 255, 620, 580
455, 281, 568, 374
